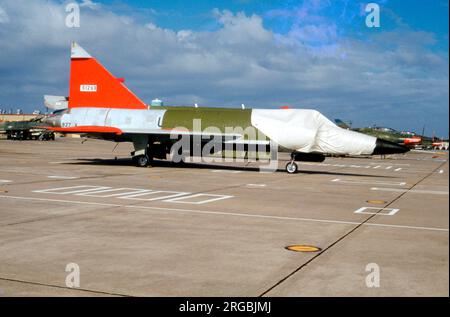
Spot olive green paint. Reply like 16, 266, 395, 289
158, 107, 268, 142
161, 107, 252, 132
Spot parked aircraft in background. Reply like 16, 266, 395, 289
334, 119, 431, 149
42, 43, 409, 173
0, 117, 54, 140
432, 141, 449, 150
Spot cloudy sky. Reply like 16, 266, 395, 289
0, 0, 448, 136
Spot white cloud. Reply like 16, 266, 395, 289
0, 0, 448, 135
0, 6, 10, 23
288, 24, 337, 44
145, 22, 157, 31
79, 0, 99, 10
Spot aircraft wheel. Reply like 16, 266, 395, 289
135, 155, 151, 167
286, 161, 298, 174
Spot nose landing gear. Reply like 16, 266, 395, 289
285, 161, 298, 174
285, 153, 299, 174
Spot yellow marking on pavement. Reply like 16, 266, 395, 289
286, 245, 321, 252
366, 200, 386, 204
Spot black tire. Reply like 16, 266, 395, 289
135, 155, 150, 167
285, 162, 298, 174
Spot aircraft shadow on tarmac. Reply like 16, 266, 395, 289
67, 157, 398, 178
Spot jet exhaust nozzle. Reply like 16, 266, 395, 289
372, 138, 410, 155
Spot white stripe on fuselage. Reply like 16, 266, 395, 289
62, 107, 244, 138
62, 108, 166, 134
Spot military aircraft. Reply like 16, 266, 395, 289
0, 117, 55, 140
43, 42, 409, 173
334, 119, 424, 148
432, 140, 449, 150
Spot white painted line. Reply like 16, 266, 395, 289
298, 162, 316, 166
47, 176, 79, 179
373, 165, 381, 169
33, 185, 92, 193
246, 183, 267, 187
414, 157, 448, 162
54, 186, 111, 195
371, 187, 449, 195
76, 188, 151, 198
354, 206, 399, 216
331, 179, 407, 186
1, 195, 447, 232
362, 222, 448, 231
302, 163, 380, 169
165, 193, 233, 204
119, 190, 188, 201
33, 185, 109, 195
370, 163, 410, 166
32, 185, 231, 205
0, 180, 12, 183
394, 168, 402, 171
211, 170, 242, 174
438, 169, 444, 174
385, 166, 392, 170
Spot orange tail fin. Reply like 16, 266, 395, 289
68, 42, 147, 109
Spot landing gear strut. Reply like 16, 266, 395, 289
132, 135, 153, 167
285, 153, 299, 174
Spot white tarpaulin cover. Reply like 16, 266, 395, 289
251, 109, 377, 155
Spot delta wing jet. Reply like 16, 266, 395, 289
44, 42, 409, 173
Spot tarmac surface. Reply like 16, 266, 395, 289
0, 137, 448, 296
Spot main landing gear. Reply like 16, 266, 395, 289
134, 154, 152, 167
285, 153, 299, 174
132, 135, 154, 167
